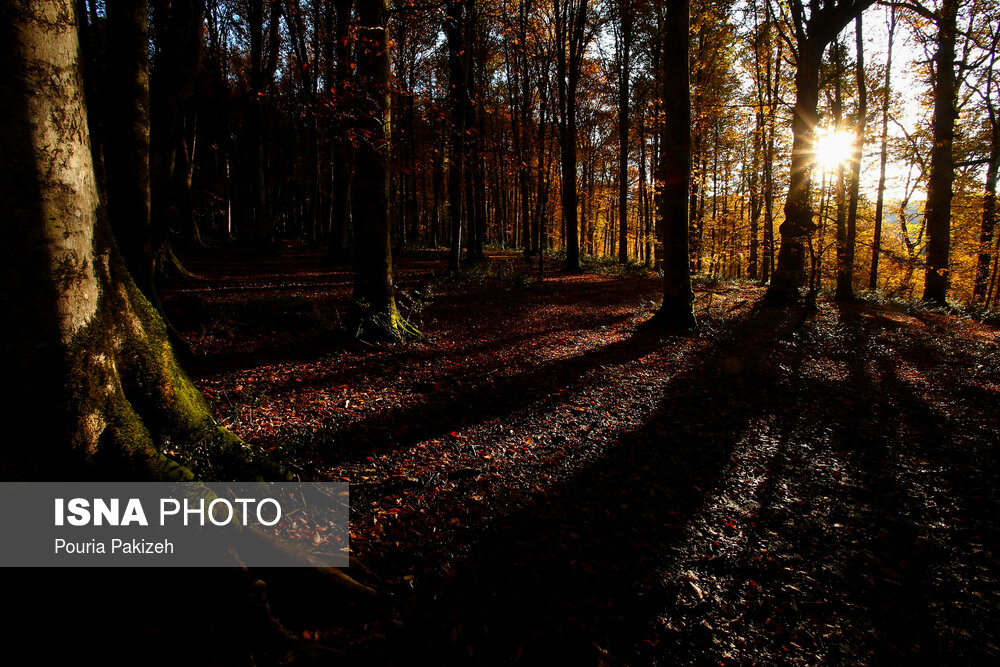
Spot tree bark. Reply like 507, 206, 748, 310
870, 6, 896, 291
105, 0, 154, 301
327, 0, 354, 264
651, 0, 696, 330
972, 23, 998, 302
554, 0, 588, 272
1, 0, 248, 480
764, 0, 874, 305
446, 0, 467, 272
349, 0, 417, 340
616, 0, 633, 264
836, 16, 866, 301
922, 0, 959, 305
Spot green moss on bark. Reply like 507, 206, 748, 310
60, 222, 285, 481
347, 297, 422, 343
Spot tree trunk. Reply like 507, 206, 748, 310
831, 40, 848, 300
652, 0, 696, 330
922, 0, 959, 305
837, 17, 866, 301
870, 6, 896, 291
616, 0, 632, 264
765, 39, 820, 304
554, 0, 587, 272
105, 0, 154, 301
764, 0, 874, 304
446, 0, 466, 272
972, 33, 998, 302
349, 0, 417, 340
327, 0, 353, 264
0, 0, 249, 480
973, 133, 999, 302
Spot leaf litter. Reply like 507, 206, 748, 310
165, 244, 1000, 665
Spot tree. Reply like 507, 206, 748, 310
651, 0, 697, 329
972, 27, 999, 301
869, 5, 898, 291
0, 0, 246, 479
919, 0, 961, 304
763, 0, 874, 305
327, 0, 354, 264
613, 0, 635, 264
836, 15, 867, 301
446, 0, 469, 272
348, 0, 419, 340
105, 0, 154, 301
553, 0, 591, 272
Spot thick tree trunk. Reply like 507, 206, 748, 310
349, 0, 417, 341
922, 0, 959, 305
1, 0, 250, 480
764, 0, 873, 304
651, 0, 696, 330
765, 42, 820, 304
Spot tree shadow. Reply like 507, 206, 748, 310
347, 302, 1000, 665
357, 305, 816, 664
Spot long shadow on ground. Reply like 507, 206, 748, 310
350, 304, 999, 666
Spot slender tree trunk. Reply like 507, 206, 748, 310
616, 0, 632, 264
554, 0, 587, 272
105, 0, 154, 300
748, 109, 763, 281
446, 0, 466, 272
327, 0, 353, 263
973, 43, 998, 302
870, 7, 896, 291
831, 40, 849, 300
837, 19, 866, 300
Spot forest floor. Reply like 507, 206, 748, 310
160, 242, 1000, 666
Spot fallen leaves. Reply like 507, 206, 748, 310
164, 247, 1000, 665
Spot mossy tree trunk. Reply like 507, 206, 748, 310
651, 0, 697, 331
0, 0, 246, 480
348, 0, 418, 341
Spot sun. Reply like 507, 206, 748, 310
813, 127, 855, 171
